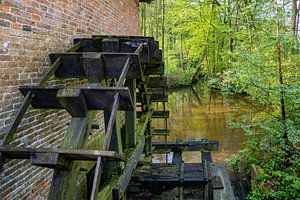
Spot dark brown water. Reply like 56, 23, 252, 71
152, 83, 251, 163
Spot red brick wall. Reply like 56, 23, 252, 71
0, 0, 140, 199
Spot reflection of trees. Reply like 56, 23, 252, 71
164, 83, 249, 155
191, 86, 202, 106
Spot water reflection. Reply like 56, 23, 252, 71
152, 83, 251, 163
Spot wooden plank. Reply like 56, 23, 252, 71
116, 57, 131, 87
66, 41, 81, 52
31, 153, 71, 170
145, 88, 169, 95
92, 35, 154, 63
153, 140, 219, 152
204, 160, 213, 200
38, 58, 62, 85
57, 88, 88, 117
125, 79, 137, 147
50, 53, 142, 79
102, 53, 142, 79
92, 35, 163, 65
132, 163, 206, 184
76, 37, 150, 63
73, 38, 102, 52
152, 129, 171, 136
172, 151, 182, 164
48, 114, 91, 199
144, 120, 152, 157
90, 93, 120, 200
201, 151, 213, 163
18, 86, 134, 111
102, 38, 119, 52
134, 43, 144, 54
0, 147, 124, 161
82, 53, 104, 83
112, 135, 145, 200
150, 95, 168, 102
136, 94, 168, 103
137, 111, 169, 119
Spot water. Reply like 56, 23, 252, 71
152, 83, 252, 163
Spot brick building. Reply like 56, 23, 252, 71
0, 0, 148, 199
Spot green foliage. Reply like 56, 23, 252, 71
166, 64, 196, 87
142, 1, 300, 198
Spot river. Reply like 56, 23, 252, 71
152, 82, 252, 164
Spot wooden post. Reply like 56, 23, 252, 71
112, 136, 145, 200
144, 121, 152, 157
48, 114, 93, 199
125, 79, 136, 147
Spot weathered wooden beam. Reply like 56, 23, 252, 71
73, 38, 102, 52
153, 140, 219, 152
19, 86, 134, 111
125, 79, 136, 147
48, 113, 93, 199
104, 111, 123, 154
201, 151, 213, 163
82, 53, 104, 83
50, 53, 142, 79
152, 129, 170, 136
102, 38, 119, 52
75, 38, 150, 63
57, 88, 88, 117
204, 160, 213, 200
134, 43, 144, 54
112, 135, 145, 200
172, 150, 182, 164
31, 153, 71, 170
0, 147, 124, 161
90, 93, 120, 200
145, 88, 169, 95
136, 94, 168, 103
38, 58, 62, 85
66, 41, 81, 52
144, 121, 152, 157
137, 111, 170, 119
116, 57, 131, 87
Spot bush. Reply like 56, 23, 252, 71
166, 64, 196, 87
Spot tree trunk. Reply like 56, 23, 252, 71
274, 0, 287, 143
291, 0, 297, 37
291, 0, 298, 53
180, 33, 184, 69
191, 47, 207, 83
162, 0, 165, 59
143, 4, 147, 36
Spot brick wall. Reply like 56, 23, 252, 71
0, 0, 141, 199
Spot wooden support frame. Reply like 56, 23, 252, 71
31, 153, 71, 170
0, 35, 176, 200
57, 88, 88, 117
0, 147, 124, 161
82, 52, 105, 83
112, 135, 145, 200
48, 115, 92, 199
125, 79, 137, 147
90, 44, 146, 199
90, 51, 136, 200
153, 140, 219, 152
